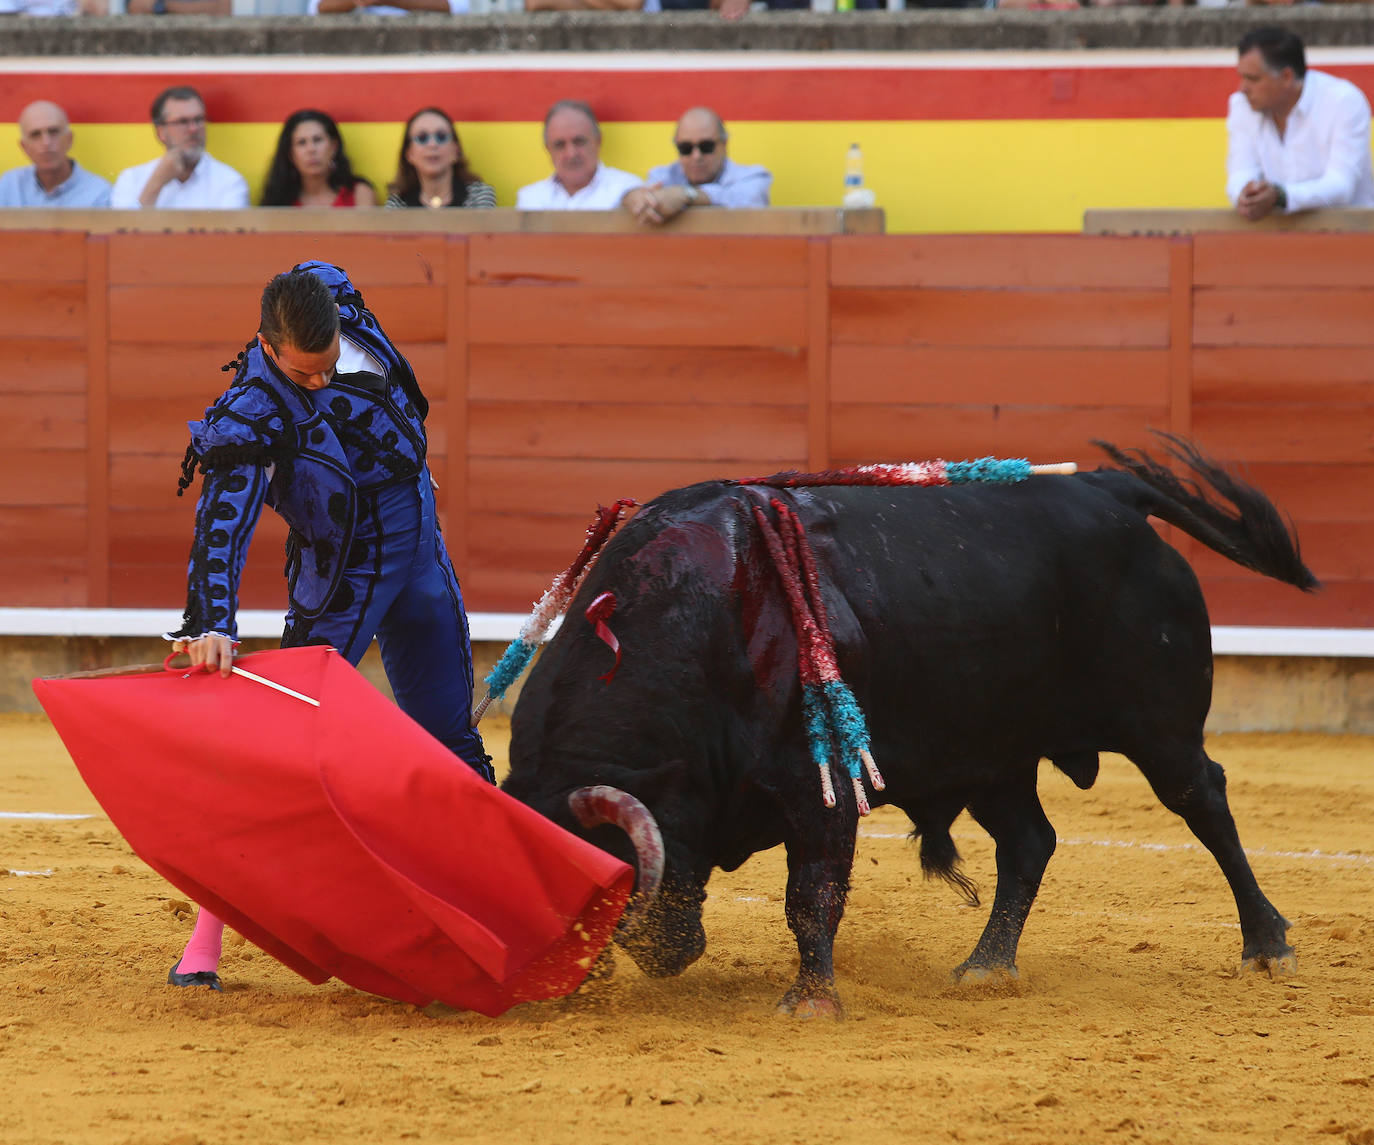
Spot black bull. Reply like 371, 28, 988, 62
503, 438, 1319, 1015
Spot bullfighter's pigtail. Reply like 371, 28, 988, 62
749, 496, 885, 816
474, 498, 639, 724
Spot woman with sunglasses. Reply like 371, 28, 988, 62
261, 109, 376, 208
386, 108, 496, 209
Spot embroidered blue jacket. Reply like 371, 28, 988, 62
171, 262, 429, 641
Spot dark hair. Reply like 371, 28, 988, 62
259, 270, 339, 355
1238, 26, 1306, 80
543, 98, 600, 141
260, 109, 371, 208
151, 85, 204, 125
387, 107, 482, 203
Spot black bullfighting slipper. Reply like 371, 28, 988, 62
167, 962, 222, 992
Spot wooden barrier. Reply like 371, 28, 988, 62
3, 224, 1372, 628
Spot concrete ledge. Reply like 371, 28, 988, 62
7, 7, 1374, 58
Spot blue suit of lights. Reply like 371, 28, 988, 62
171, 261, 490, 777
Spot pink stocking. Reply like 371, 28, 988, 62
174, 908, 224, 975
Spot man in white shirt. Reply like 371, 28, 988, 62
1226, 26, 1374, 222
110, 86, 250, 211
623, 107, 772, 226
516, 100, 642, 211
0, 100, 111, 209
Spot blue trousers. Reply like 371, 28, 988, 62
283, 475, 490, 779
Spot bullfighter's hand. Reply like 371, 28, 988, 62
175, 634, 236, 679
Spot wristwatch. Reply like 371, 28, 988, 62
1274, 184, 1288, 212
684, 185, 701, 206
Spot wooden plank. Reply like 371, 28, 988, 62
468, 345, 807, 405
464, 566, 565, 615
830, 289, 1170, 348
0, 282, 86, 339
806, 238, 830, 472
443, 237, 469, 579
468, 458, 758, 517
0, 395, 86, 450
467, 234, 809, 289
0, 562, 88, 607
831, 235, 1171, 289
1, 338, 89, 394
468, 286, 807, 348
109, 284, 446, 345
1189, 519, 1374, 582
1191, 404, 1374, 464
1192, 347, 1374, 404
106, 233, 452, 287
1194, 289, 1374, 347
470, 401, 807, 462
0, 450, 85, 506
1197, 575, 1374, 627
1084, 208, 1374, 236
109, 396, 207, 455
1230, 462, 1374, 521
829, 405, 1166, 468
0, 507, 86, 560
0, 231, 88, 282
86, 235, 110, 608
1194, 233, 1374, 288
105, 341, 447, 403
1167, 238, 1192, 443
829, 346, 1170, 407
468, 511, 625, 571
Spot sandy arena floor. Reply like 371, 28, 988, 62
2, 712, 1372, 1145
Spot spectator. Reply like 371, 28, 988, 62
124, 0, 230, 11
0, 100, 111, 208
516, 100, 642, 211
385, 108, 494, 209
309, 0, 468, 14
1227, 25, 1374, 221
110, 86, 250, 211
623, 107, 770, 226
0, 0, 107, 12
261, 109, 376, 208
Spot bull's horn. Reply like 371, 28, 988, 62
568, 785, 664, 929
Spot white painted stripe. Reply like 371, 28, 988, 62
0, 607, 538, 642
6, 870, 54, 878
2, 49, 1374, 76
4, 608, 1365, 656
0, 811, 93, 821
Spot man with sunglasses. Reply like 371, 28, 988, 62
110, 86, 249, 210
623, 107, 771, 227
516, 100, 643, 211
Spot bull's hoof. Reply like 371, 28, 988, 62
951, 962, 1020, 990
776, 984, 844, 1020
1240, 951, 1297, 979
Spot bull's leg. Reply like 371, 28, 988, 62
954, 765, 1056, 983
1131, 741, 1293, 976
777, 827, 856, 1019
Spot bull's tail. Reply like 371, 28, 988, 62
1091, 432, 1320, 592
914, 822, 980, 908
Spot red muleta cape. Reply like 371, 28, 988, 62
33, 645, 633, 1017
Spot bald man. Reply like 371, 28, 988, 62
623, 107, 771, 227
0, 101, 111, 209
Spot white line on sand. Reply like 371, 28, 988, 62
0, 812, 93, 821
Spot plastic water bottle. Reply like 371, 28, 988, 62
842, 143, 875, 209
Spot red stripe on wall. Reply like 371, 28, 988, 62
8, 64, 1374, 124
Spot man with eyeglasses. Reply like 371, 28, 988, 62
0, 100, 111, 209
110, 86, 250, 210
516, 100, 643, 211
623, 107, 771, 227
